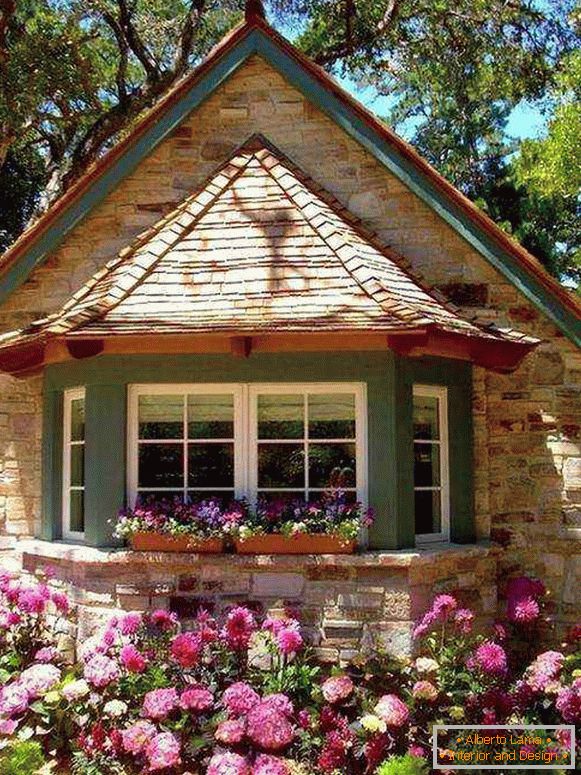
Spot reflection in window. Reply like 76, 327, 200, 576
63, 388, 85, 538
413, 387, 448, 540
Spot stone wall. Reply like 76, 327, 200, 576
0, 54, 579, 626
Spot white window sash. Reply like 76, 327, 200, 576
62, 387, 85, 541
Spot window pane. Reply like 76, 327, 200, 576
308, 443, 356, 488
187, 490, 235, 504
309, 393, 356, 438
69, 490, 84, 533
139, 395, 183, 439
309, 489, 358, 504
137, 491, 184, 505
138, 444, 184, 487
70, 445, 84, 487
258, 443, 304, 487
188, 443, 234, 487
70, 398, 85, 442
414, 443, 440, 487
413, 395, 439, 440
415, 489, 442, 535
188, 394, 234, 439
257, 491, 305, 504
258, 395, 304, 439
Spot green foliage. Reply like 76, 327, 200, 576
376, 754, 429, 775
0, 739, 45, 775
0, 144, 47, 252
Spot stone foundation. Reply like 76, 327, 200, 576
17, 540, 497, 662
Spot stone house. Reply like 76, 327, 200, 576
0, 4, 579, 657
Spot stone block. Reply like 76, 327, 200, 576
252, 573, 305, 599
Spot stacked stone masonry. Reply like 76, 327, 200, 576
0, 55, 579, 632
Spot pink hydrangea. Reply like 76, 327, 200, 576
120, 644, 148, 673
555, 679, 581, 724
180, 685, 214, 713
170, 632, 202, 668
222, 606, 257, 651
321, 675, 354, 705
34, 646, 59, 663
83, 654, 120, 688
261, 693, 294, 718
0, 719, 18, 735
142, 688, 179, 720
223, 682, 260, 716
0, 682, 30, 717
252, 754, 290, 775
207, 752, 251, 775
525, 651, 564, 692
145, 731, 181, 772
121, 720, 157, 755
215, 718, 246, 744
412, 680, 438, 701
247, 702, 295, 752
118, 612, 142, 635
19, 664, 61, 697
471, 641, 507, 676
374, 694, 410, 727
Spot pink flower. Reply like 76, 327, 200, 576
412, 680, 438, 702
247, 702, 295, 752
34, 647, 59, 663
555, 680, 581, 724
433, 594, 458, 615
142, 688, 179, 720
252, 754, 290, 775
261, 693, 294, 718
374, 694, 410, 727
207, 752, 251, 775
180, 685, 214, 713
50, 591, 69, 614
322, 675, 354, 705
215, 718, 246, 744
297, 709, 311, 729
275, 624, 303, 655
413, 594, 458, 639
223, 682, 260, 716
0, 609, 21, 628
118, 612, 142, 635
506, 577, 544, 623
17, 587, 47, 614
222, 606, 257, 651
120, 644, 148, 673
170, 632, 202, 668
83, 654, 120, 688
145, 731, 181, 771
121, 720, 157, 755
409, 745, 426, 758
0, 719, 18, 735
453, 608, 474, 634
525, 651, 564, 692
471, 641, 507, 676
513, 597, 540, 623
149, 609, 177, 631
0, 682, 29, 717
19, 664, 61, 697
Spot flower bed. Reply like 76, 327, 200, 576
0, 568, 578, 774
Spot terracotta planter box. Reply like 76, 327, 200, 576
234, 534, 356, 555
130, 532, 224, 553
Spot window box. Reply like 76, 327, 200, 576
130, 532, 224, 553
234, 533, 356, 555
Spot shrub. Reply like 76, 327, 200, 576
0, 739, 46, 775
376, 754, 428, 775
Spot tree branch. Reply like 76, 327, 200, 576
173, 0, 206, 74
116, 0, 159, 80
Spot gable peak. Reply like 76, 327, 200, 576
245, 0, 266, 23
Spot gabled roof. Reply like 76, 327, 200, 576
0, 13, 579, 346
0, 136, 537, 373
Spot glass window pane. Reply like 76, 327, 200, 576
413, 395, 440, 440
138, 395, 183, 439
414, 443, 441, 487
136, 491, 184, 506
70, 398, 85, 442
415, 490, 442, 535
308, 489, 357, 504
69, 490, 84, 533
187, 491, 235, 504
188, 443, 234, 487
258, 443, 304, 487
70, 445, 84, 487
257, 491, 305, 504
138, 444, 184, 487
308, 443, 356, 488
309, 393, 356, 438
188, 394, 234, 439
258, 395, 304, 439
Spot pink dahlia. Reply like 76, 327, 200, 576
252, 754, 290, 775
321, 675, 354, 705
145, 731, 181, 772
149, 609, 177, 631
120, 644, 148, 673
0, 682, 29, 717
247, 702, 295, 752
275, 623, 303, 655
433, 594, 458, 615
17, 586, 47, 614
83, 654, 120, 688
222, 606, 257, 651
170, 631, 202, 668
412, 680, 438, 702
142, 688, 179, 720
118, 612, 142, 635
453, 608, 474, 634
374, 694, 410, 727
19, 664, 61, 697
215, 718, 246, 745
223, 682, 260, 716
506, 576, 544, 623
525, 650, 564, 692
50, 590, 69, 614
180, 685, 214, 713
121, 720, 157, 755
207, 752, 251, 775
471, 641, 507, 676
261, 693, 294, 718
555, 680, 581, 724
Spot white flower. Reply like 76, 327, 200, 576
291, 522, 307, 534
62, 679, 90, 701
414, 657, 439, 673
360, 714, 387, 733
103, 699, 128, 717
239, 525, 253, 540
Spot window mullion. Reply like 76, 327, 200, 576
183, 394, 188, 503
304, 393, 309, 500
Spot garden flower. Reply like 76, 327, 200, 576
275, 623, 303, 655
470, 641, 507, 676
17, 586, 48, 614
118, 611, 142, 635
207, 752, 251, 775
149, 609, 178, 631
513, 597, 540, 623
261, 693, 294, 717
360, 713, 387, 733
0, 719, 18, 735
50, 591, 70, 614
222, 606, 257, 650
62, 679, 90, 701
374, 694, 410, 727
180, 684, 214, 712
409, 745, 426, 758
453, 608, 474, 634
524, 650, 564, 692
414, 656, 439, 673
0, 682, 30, 717
103, 699, 128, 717
120, 643, 148, 673
412, 680, 438, 701
0, 609, 21, 628
170, 631, 203, 668
83, 654, 120, 687
215, 718, 246, 744
506, 577, 544, 623
318, 729, 351, 772
252, 754, 290, 775
297, 709, 311, 729
247, 701, 295, 751
555, 679, 581, 724
223, 682, 260, 716
34, 646, 59, 663
121, 720, 157, 755
321, 675, 354, 705
145, 731, 181, 771
142, 688, 179, 720
19, 664, 61, 697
